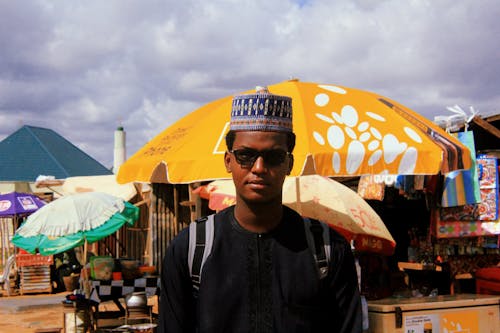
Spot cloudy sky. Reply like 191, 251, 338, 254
1, 0, 499, 169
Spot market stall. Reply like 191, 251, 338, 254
356, 114, 500, 331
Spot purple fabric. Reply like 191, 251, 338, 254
0, 192, 45, 216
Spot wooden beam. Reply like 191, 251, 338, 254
34, 180, 64, 187
472, 115, 500, 139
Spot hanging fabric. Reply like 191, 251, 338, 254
433, 207, 500, 238
441, 131, 481, 207
476, 154, 499, 221
440, 204, 480, 221
357, 175, 385, 201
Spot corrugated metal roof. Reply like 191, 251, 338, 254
0, 125, 112, 181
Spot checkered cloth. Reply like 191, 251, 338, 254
89, 277, 160, 303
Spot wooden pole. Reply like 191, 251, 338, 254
294, 177, 302, 215
83, 238, 88, 268
173, 185, 179, 238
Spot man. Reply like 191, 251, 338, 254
158, 87, 362, 332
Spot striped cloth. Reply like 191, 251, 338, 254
441, 131, 481, 207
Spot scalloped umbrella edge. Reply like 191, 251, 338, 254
11, 201, 139, 256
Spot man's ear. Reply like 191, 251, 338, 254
224, 151, 232, 173
287, 154, 294, 175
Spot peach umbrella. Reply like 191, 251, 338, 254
195, 175, 396, 255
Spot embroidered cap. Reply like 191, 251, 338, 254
230, 86, 293, 132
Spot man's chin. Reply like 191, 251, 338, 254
240, 193, 280, 206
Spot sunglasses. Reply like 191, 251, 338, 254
229, 148, 291, 167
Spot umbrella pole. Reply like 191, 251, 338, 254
82, 238, 91, 298
294, 177, 302, 215
83, 238, 88, 266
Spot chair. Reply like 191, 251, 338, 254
123, 292, 153, 325
124, 304, 153, 325
90, 300, 123, 331
0, 254, 16, 296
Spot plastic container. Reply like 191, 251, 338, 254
63, 274, 80, 291
120, 259, 142, 280
90, 256, 114, 280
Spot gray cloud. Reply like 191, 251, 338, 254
1, 0, 498, 169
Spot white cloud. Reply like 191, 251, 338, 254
0, 0, 498, 167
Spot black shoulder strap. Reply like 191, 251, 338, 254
188, 214, 330, 296
304, 218, 330, 279
188, 214, 215, 294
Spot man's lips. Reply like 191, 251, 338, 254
246, 180, 269, 189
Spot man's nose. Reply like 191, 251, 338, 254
251, 155, 267, 172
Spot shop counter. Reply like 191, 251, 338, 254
398, 261, 450, 295
367, 294, 500, 333
397, 262, 442, 272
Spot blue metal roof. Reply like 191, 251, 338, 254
0, 125, 112, 181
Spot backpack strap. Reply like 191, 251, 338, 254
188, 214, 330, 296
188, 214, 215, 294
303, 218, 330, 279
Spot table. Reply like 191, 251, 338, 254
88, 276, 160, 327
89, 277, 160, 304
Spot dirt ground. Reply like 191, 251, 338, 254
0, 305, 63, 332
0, 292, 158, 333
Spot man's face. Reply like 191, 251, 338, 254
224, 131, 293, 205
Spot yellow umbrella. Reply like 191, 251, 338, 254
117, 79, 472, 184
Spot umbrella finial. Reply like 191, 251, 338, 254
255, 86, 269, 94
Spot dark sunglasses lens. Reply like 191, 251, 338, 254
263, 150, 287, 166
233, 149, 287, 166
233, 150, 259, 166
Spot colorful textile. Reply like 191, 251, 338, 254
477, 155, 498, 221
478, 188, 498, 221
357, 175, 385, 201
440, 204, 480, 221
433, 205, 500, 238
435, 217, 500, 238
394, 175, 425, 199
441, 131, 481, 207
